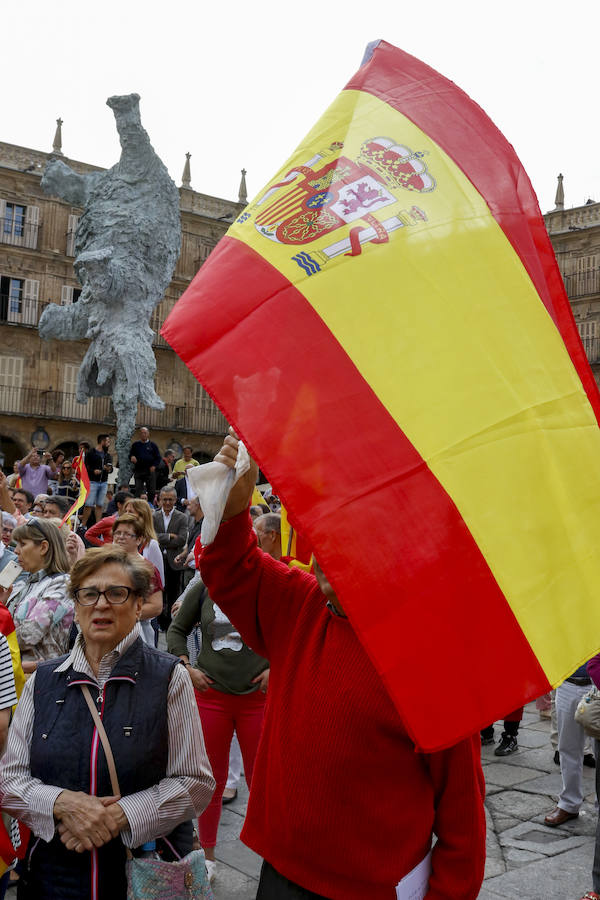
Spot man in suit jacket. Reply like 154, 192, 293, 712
152, 486, 188, 628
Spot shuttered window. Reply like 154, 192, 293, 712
0, 200, 40, 249
0, 356, 23, 387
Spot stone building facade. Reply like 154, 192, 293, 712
0, 136, 246, 470
2, 133, 599, 475
544, 175, 600, 386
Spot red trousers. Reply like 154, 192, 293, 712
195, 686, 266, 847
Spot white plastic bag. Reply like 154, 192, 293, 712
186, 443, 250, 546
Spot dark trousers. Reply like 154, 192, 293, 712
134, 471, 156, 501
481, 706, 524, 740
157, 564, 183, 629
256, 862, 331, 899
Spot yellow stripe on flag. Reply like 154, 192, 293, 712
230, 89, 600, 685
251, 488, 265, 507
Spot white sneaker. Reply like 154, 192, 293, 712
205, 859, 217, 883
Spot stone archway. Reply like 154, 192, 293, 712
54, 440, 79, 461
0, 434, 24, 474
192, 451, 213, 466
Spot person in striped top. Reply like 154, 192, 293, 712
0, 633, 17, 748
0, 545, 214, 900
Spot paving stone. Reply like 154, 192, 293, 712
520, 771, 596, 805
215, 839, 262, 879
483, 763, 542, 787
516, 771, 564, 797
216, 807, 245, 842
482, 840, 594, 899
486, 789, 552, 822
211, 863, 259, 900
505, 847, 546, 867
484, 784, 504, 796
527, 719, 553, 732
485, 807, 503, 860
484, 857, 506, 879
516, 746, 558, 773
499, 820, 591, 856
477, 886, 505, 898
514, 729, 553, 749
491, 815, 522, 833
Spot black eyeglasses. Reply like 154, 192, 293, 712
73, 586, 133, 606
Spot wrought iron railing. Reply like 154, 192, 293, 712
0, 294, 46, 326
579, 337, 600, 365
0, 218, 39, 249
562, 268, 600, 300
0, 296, 177, 349
0, 386, 227, 435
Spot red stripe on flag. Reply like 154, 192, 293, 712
345, 41, 600, 424
255, 189, 303, 225
162, 237, 550, 749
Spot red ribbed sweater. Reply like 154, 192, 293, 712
200, 511, 485, 900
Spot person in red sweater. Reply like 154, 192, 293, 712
199, 431, 486, 900
84, 491, 133, 546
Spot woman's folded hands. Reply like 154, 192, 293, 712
54, 789, 128, 852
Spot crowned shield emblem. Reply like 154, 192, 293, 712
253, 138, 436, 249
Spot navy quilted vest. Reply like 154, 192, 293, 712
19, 638, 192, 900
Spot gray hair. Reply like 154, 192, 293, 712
255, 513, 281, 534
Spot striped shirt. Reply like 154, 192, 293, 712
0, 624, 215, 847
0, 633, 17, 711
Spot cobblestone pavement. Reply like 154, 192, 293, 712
211, 702, 598, 899
480, 702, 596, 900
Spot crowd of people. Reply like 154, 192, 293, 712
0, 427, 598, 898
0, 429, 287, 897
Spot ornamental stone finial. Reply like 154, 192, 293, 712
52, 118, 64, 156
238, 168, 248, 205
555, 173, 564, 211
182, 152, 192, 189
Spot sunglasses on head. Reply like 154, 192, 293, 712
25, 517, 51, 539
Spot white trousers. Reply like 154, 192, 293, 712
556, 680, 588, 812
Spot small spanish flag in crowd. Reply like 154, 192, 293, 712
164, 41, 600, 749
60, 452, 90, 527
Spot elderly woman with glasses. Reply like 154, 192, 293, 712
0, 545, 215, 900
7, 518, 72, 674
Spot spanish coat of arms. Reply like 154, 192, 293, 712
239, 137, 436, 276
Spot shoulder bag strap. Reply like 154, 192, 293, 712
80, 684, 121, 797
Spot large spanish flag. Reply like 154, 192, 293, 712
163, 40, 600, 750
